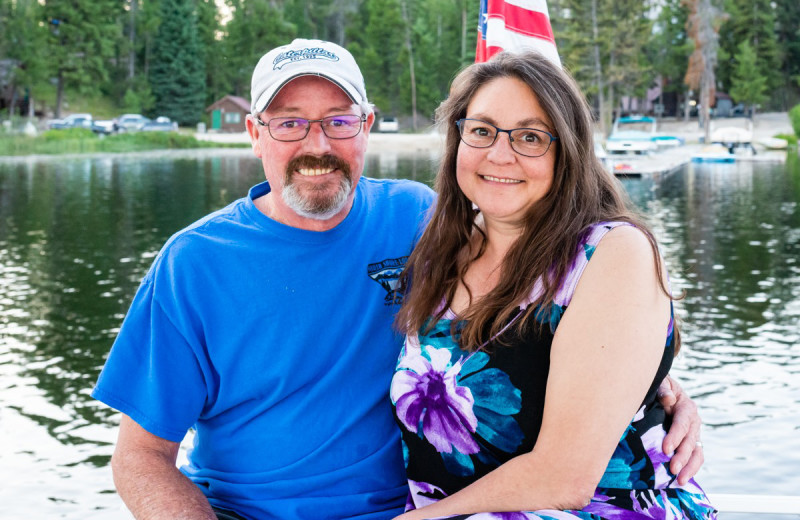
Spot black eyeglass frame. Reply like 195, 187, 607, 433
254, 114, 368, 142
455, 118, 559, 157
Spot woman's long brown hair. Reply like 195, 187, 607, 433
395, 50, 680, 353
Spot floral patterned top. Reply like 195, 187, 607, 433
390, 222, 716, 519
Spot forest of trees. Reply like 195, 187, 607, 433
0, 0, 798, 129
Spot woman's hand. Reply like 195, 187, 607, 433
657, 376, 704, 484
393, 512, 424, 520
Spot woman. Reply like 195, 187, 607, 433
390, 51, 716, 519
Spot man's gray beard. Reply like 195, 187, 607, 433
281, 175, 353, 221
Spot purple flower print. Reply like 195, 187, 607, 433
631, 489, 682, 519
639, 422, 674, 489
407, 480, 554, 520
641, 424, 708, 498
519, 223, 632, 312
407, 480, 446, 509
392, 341, 480, 454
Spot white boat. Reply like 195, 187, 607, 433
691, 144, 736, 163
757, 136, 789, 150
709, 124, 756, 156
606, 116, 658, 155
606, 116, 684, 155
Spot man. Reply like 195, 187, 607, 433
93, 39, 703, 520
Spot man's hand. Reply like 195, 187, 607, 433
657, 376, 703, 485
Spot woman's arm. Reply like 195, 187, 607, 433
395, 226, 671, 519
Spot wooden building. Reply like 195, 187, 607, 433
205, 95, 250, 132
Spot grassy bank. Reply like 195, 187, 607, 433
0, 128, 249, 156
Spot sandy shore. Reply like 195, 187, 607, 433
193, 127, 446, 153
645, 112, 793, 143
194, 112, 794, 153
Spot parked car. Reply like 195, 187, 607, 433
378, 116, 399, 133
116, 114, 151, 132
48, 113, 93, 130
141, 118, 178, 132
91, 119, 118, 135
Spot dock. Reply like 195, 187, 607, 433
606, 148, 690, 179
710, 493, 800, 518
606, 144, 788, 178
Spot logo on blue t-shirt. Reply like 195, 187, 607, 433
368, 256, 408, 305
273, 47, 339, 70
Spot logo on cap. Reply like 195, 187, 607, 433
273, 47, 339, 70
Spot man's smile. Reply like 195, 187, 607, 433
296, 167, 338, 177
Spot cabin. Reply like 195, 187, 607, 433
205, 95, 249, 132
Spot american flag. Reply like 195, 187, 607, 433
475, 0, 560, 66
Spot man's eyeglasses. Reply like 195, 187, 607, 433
456, 118, 558, 157
255, 114, 367, 141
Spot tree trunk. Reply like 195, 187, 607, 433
56, 69, 64, 119
461, 1, 467, 64
145, 35, 150, 78
305, 3, 318, 39
684, 89, 691, 122
437, 14, 442, 49
607, 49, 616, 132
591, 0, 606, 136
401, 0, 417, 131
9, 87, 18, 119
700, 78, 711, 142
129, 0, 137, 80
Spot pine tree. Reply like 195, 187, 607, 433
41, 0, 123, 117
0, 0, 49, 118
773, 0, 800, 108
560, 0, 653, 133
196, 0, 224, 106
149, 0, 207, 125
405, 0, 465, 120
729, 40, 767, 116
646, 0, 693, 116
349, 0, 406, 116
221, 0, 295, 99
718, 0, 780, 102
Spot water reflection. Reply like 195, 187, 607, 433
622, 157, 800, 496
1, 151, 799, 515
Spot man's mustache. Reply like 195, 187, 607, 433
286, 155, 351, 177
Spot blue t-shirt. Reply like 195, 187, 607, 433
93, 178, 436, 519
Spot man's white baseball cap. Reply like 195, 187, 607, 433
250, 38, 368, 114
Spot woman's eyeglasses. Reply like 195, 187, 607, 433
456, 118, 558, 157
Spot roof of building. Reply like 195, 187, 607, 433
206, 95, 250, 113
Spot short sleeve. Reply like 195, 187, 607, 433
92, 274, 208, 442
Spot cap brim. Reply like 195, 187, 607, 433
253, 72, 363, 114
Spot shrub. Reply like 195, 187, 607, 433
105, 131, 202, 149
790, 104, 800, 138
775, 133, 798, 146
40, 128, 97, 141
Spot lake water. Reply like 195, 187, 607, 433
0, 150, 798, 518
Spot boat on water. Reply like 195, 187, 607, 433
606, 116, 684, 155
710, 125, 756, 155
757, 136, 789, 150
691, 124, 755, 163
691, 144, 737, 163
